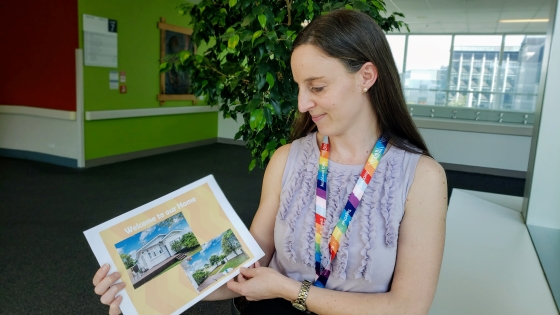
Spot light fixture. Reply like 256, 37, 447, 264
499, 19, 549, 23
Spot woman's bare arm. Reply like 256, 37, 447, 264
204, 144, 291, 300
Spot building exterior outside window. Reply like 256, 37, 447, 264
386, 34, 546, 123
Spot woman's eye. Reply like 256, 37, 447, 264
310, 86, 325, 92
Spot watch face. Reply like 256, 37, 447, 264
292, 303, 306, 311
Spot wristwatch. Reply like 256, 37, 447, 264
292, 280, 312, 312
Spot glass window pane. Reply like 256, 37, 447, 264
449, 35, 502, 109
499, 35, 545, 112
386, 35, 405, 74
404, 35, 452, 106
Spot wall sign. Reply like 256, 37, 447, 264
109, 70, 118, 89
83, 14, 118, 68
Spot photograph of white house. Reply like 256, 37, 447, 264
114, 212, 201, 289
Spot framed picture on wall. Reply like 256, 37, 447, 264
157, 18, 196, 105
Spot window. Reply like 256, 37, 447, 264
386, 35, 406, 74
448, 36, 502, 109
387, 33, 546, 124
404, 35, 452, 107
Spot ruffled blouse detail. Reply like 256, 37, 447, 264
277, 132, 413, 283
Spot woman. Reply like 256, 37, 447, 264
93, 9, 447, 315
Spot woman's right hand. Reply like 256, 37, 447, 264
93, 264, 126, 315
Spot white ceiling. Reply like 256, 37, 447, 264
385, 0, 554, 34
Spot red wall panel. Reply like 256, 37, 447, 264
0, 1, 78, 111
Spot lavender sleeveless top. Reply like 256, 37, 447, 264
268, 132, 421, 293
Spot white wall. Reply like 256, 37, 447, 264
218, 114, 243, 139
526, 2, 560, 229
419, 128, 531, 172
0, 113, 79, 159
217, 116, 531, 172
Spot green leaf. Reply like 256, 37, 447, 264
266, 31, 278, 41
254, 37, 266, 47
246, 98, 261, 111
352, 0, 370, 10
266, 72, 274, 88
345, 4, 354, 10
159, 62, 171, 73
228, 34, 240, 48
252, 30, 263, 46
229, 0, 237, 7
241, 14, 254, 27
240, 29, 253, 42
263, 106, 273, 124
371, 0, 386, 12
179, 51, 191, 64
280, 138, 287, 145
249, 109, 265, 131
258, 14, 267, 29
270, 99, 282, 115
248, 159, 257, 171
265, 140, 277, 151
257, 74, 266, 90
261, 149, 269, 162
331, 2, 345, 10
226, 27, 235, 33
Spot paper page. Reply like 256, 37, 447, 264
84, 175, 264, 315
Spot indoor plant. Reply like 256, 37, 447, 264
162, 0, 408, 170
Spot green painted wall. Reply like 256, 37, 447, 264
78, 0, 218, 160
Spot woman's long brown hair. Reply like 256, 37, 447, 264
290, 9, 431, 157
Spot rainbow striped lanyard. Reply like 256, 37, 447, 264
314, 135, 389, 288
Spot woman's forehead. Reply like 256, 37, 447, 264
291, 45, 345, 80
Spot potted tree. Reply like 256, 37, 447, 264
162, 0, 408, 170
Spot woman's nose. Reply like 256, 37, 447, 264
298, 89, 315, 113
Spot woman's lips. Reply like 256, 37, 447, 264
311, 114, 326, 122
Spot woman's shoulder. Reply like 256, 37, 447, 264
406, 155, 448, 211
414, 156, 446, 185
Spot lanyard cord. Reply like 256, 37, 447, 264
314, 134, 389, 288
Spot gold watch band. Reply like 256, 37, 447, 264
292, 280, 312, 312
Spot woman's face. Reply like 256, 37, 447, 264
291, 44, 374, 137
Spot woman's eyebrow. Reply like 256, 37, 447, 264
304, 76, 325, 83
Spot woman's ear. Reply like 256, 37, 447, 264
360, 62, 378, 90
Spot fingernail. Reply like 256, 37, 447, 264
103, 264, 109, 269
115, 272, 121, 278
116, 295, 122, 300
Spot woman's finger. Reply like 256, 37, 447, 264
240, 267, 257, 278
227, 278, 242, 294
254, 261, 261, 268
108, 295, 123, 315
93, 264, 110, 286
94, 272, 122, 296
100, 282, 126, 305
237, 272, 247, 283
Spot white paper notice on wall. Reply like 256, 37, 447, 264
83, 14, 118, 68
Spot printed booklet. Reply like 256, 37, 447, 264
84, 175, 264, 315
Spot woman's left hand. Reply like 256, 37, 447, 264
227, 263, 294, 301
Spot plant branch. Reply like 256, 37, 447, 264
285, 0, 292, 25
202, 64, 229, 78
